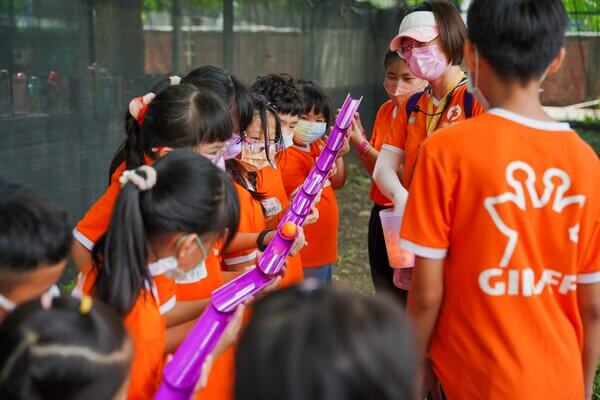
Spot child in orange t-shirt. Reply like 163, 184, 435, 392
72, 81, 239, 337
223, 93, 306, 276
279, 80, 348, 285
81, 150, 242, 399
347, 50, 425, 302
402, 1, 600, 399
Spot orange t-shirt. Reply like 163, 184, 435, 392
79, 271, 167, 400
180, 239, 235, 400
222, 182, 266, 268
279, 141, 339, 268
369, 100, 397, 207
73, 162, 131, 251
382, 84, 484, 188
256, 166, 304, 286
74, 159, 223, 301
400, 109, 600, 400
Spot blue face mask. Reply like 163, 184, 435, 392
293, 120, 327, 144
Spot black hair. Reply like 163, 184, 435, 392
0, 179, 70, 273
410, 0, 467, 65
297, 80, 332, 128
236, 285, 416, 400
108, 83, 233, 180
250, 74, 305, 116
93, 150, 238, 316
182, 65, 254, 133
384, 50, 401, 69
0, 295, 131, 400
467, 0, 569, 84
226, 93, 281, 203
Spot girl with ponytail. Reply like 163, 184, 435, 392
78, 150, 240, 399
72, 82, 236, 271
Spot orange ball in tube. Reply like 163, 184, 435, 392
281, 222, 297, 239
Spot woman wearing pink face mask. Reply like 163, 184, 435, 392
373, 0, 485, 292
348, 50, 425, 303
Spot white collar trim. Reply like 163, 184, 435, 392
488, 108, 571, 132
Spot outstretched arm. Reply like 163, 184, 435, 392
373, 147, 408, 211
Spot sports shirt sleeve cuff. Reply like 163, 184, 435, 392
577, 271, 600, 284
159, 295, 177, 315
73, 228, 95, 251
400, 239, 447, 260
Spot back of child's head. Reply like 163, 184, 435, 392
235, 284, 416, 400
182, 65, 253, 133
93, 149, 238, 316
111, 82, 233, 175
250, 73, 305, 116
467, 0, 569, 83
297, 80, 332, 127
0, 179, 70, 289
0, 295, 131, 400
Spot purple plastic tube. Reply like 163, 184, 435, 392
154, 94, 362, 400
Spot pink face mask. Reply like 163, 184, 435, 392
406, 44, 447, 82
223, 133, 243, 160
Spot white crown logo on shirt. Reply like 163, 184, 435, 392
484, 161, 586, 267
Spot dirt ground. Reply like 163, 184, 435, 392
332, 153, 376, 294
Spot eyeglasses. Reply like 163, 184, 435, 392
397, 41, 431, 59
243, 138, 283, 155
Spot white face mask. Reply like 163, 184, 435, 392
147, 235, 208, 280
467, 49, 491, 110
281, 130, 294, 149
294, 120, 327, 144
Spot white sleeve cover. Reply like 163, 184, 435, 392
373, 147, 408, 212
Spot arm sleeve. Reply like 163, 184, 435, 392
73, 183, 121, 250
399, 139, 454, 260
578, 217, 600, 284
373, 148, 408, 210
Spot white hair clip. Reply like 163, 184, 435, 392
119, 165, 157, 191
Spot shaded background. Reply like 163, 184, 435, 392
0, 0, 598, 227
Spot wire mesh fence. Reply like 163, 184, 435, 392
0, 0, 598, 229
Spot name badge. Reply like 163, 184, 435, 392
261, 197, 283, 218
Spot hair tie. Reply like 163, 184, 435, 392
119, 165, 157, 191
0, 329, 38, 384
79, 295, 93, 315
169, 75, 181, 86
40, 292, 53, 310
129, 92, 156, 126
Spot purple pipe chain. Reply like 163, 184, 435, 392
154, 94, 362, 400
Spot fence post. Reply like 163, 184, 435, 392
223, 0, 234, 72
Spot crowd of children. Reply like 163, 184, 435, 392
0, 0, 598, 399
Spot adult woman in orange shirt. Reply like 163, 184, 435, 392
348, 50, 425, 302
373, 0, 484, 290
